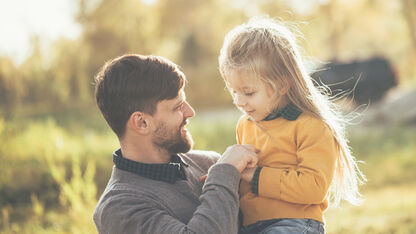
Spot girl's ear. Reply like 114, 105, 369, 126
279, 79, 290, 95
128, 112, 151, 135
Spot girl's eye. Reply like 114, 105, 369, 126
245, 92, 255, 96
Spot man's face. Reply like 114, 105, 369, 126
151, 90, 195, 154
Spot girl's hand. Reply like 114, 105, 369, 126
200, 145, 259, 182
218, 144, 259, 173
241, 167, 257, 183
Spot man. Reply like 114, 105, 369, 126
93, 54, 258, 234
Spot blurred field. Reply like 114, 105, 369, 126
0, 109, 415, 233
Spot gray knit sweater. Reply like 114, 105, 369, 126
93, 150, 241, 234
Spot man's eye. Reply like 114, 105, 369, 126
175, 103, 184, 110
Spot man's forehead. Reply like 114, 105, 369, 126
173, 90, 185, 102
158, 90, 185, 107
177, 90, 185, 99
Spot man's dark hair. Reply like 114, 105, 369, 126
94, 54, 186, 138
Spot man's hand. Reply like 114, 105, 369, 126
217, 144, 259, 173
241, 167, 257, 183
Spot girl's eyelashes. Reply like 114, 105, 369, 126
228, 87, 256, 97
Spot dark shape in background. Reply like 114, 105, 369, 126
311, 57, 398, 105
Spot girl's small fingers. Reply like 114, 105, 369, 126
246, 164, 255, 168
199, 175, 208, 181
242, 145, 260, 154
247, 159, 257, 168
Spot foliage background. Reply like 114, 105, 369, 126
0, 0, 415, 233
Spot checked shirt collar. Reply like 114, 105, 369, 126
263, 102, 302, 121
113, 148, 188, 183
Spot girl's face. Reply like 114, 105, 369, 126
225, 70, 287, 121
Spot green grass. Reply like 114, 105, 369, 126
0, 111, 415, 233
0, 115, 116, 233
326, 182, 416, 234
325, 125, 416, 234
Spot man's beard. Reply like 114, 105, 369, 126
152, 119, 193, 154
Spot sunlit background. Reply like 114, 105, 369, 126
0, 0, 415, 233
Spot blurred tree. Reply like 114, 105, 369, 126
1, 0, 415, 116
401, 0, 416, 80
153, 0, 247, 108
180, 34, 200, 66
76, 0, 156, 81
0, 57, 19, 117
402, 0, 416, 55
322, 0, 342, 59
49, 38, 91, 106
19, 37, 61, 113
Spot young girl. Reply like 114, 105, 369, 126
219, 16, 365, 234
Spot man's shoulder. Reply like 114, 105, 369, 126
93, 176, 167, 233
180, 150, 220, 169
182, 150, 220, 162
93, 169, 167, 224
185, 149, 221, 158
95, 168, 162, 205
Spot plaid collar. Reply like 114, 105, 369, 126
113, 149, 188, 183
263, 103, 302, 121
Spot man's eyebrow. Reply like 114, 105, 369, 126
173, 99, 184, 109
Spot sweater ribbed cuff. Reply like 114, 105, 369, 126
205, 163, 241, 191
251, 166, 263, 195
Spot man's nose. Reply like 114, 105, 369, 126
183, 102, 195, 118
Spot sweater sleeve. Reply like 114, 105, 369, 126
257, 119, 338, 204
95, 163, 241, 234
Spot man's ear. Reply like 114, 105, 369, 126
128, 112, 151, 135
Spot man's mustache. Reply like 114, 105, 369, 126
180, 119, 188, 129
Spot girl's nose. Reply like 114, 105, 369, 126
235, 94, 247, 107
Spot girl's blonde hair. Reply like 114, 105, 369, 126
219, 16, 365, 207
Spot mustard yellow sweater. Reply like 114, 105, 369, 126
237, 113, 338, 226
